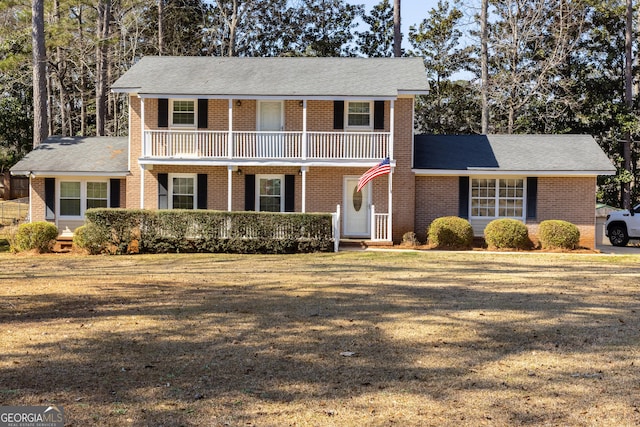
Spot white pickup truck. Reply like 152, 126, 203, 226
605, 205, 640, 246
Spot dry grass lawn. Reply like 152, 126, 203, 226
1, 250, 639, 426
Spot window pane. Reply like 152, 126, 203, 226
60, 182, 80, 198
171, 177, 195, 209
172, 100, 195, 125
60, 199, 81, 216
258, 177, 282, 212
173, 195, 194, 209
87, 182, 107, 199
87, 199, 108, 209
347, 102, 370, 127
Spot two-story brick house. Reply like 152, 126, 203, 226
11, 56, 616, 248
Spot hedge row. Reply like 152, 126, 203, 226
79, 209, 334, 254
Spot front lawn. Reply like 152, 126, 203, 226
1, 251, 639, 426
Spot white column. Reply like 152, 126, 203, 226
140, 165, 145, 209
302, 100, 307, 160
301, 166, 308, 212
388, 168, 393, 241
140, 97, 146, 210
140, 97, 146, 157
228, 99, 233, 158
389, 99, 395, 160
227, 166, 234, 211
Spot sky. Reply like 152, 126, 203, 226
352, 0, 440, 50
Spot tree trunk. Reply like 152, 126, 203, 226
228, 0, 238, 57
158, 0, 163, 55
96, 0, 112, 136
480, 0, 489, 134
623, 0, 633, 209
393, 0, 401, 57
32, 0, 48, 147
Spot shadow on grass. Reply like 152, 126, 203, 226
1, 252, 639, 425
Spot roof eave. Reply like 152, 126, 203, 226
11, 170, 130, 177
412, 169, 617, 176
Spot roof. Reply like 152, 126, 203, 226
112, 56, 429, 98
10, 136, 129, 177
413, 134, 616, 176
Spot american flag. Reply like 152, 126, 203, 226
357, 157, 391, 192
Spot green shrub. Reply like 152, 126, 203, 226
11, 221, 59, 253
84, 208, 334, 254
401, 231, 420, 247
427, 216, 473, 250
73, 224, 110, 255
484, 218, 532, 250
538, 220, 580, 250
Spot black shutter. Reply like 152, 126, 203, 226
45, 178, 55, 220
158, 98, 169, 128
109, 179, 120, 208
526, 177, 538, 219
197, 99, 208, 129
374, 100, 384, 130
158, 173, 168, 209
245, 174, 255, 211
333, 101, 344, 130
458, 176, 469, 219
197, 174, 207, 209
285, 174, 295, 212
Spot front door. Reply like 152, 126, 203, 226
258, 101, 283, 157
344, 177, 370, 237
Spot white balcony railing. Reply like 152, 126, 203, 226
144, 130, 389, 160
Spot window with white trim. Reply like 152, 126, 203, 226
471, 178, 524, 218
60, 182, 81, 216
257, 175, 283, 212
346, 101, 372, 129
171, 99, 196, 127
169, 174, 196, 209
59, 180, 109, 217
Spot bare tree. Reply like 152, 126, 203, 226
393, 0, 401, 56
480, 0, 489, 134
32, 0, 48, 147
96, 0, 112, 136
623, 0, 633, 209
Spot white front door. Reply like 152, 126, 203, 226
258, 101, 283, 156
344, 177, 370, 237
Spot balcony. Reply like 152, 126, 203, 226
143, 130, 390, 162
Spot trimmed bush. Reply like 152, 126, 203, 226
11, 221, 58, 253
538, 220, 580, 250
401, 231, 419, 247
84, 208, 334, 254
73, 224, 110, 255
484, 218, 532, 250
427, 216, 473, 250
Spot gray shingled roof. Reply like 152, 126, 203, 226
10, 136, 129, 176
112, 56, 429, 97
414, 134, 616, 175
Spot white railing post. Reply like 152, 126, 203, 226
370, 204, 376, 240
333, 204, 341, 252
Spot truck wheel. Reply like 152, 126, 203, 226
608, 225, 629, 247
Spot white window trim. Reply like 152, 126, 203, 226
168, 173, 197, 210
170, 99, 197, 128
58, 179, 110, 219
345, 100, 373, 131
469, 177, 526, 220
256, 174, 284, 213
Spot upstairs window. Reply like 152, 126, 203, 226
346, 101, 372, 129
171, 100, 196, 127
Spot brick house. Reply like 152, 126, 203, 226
11, 56, 615, 248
